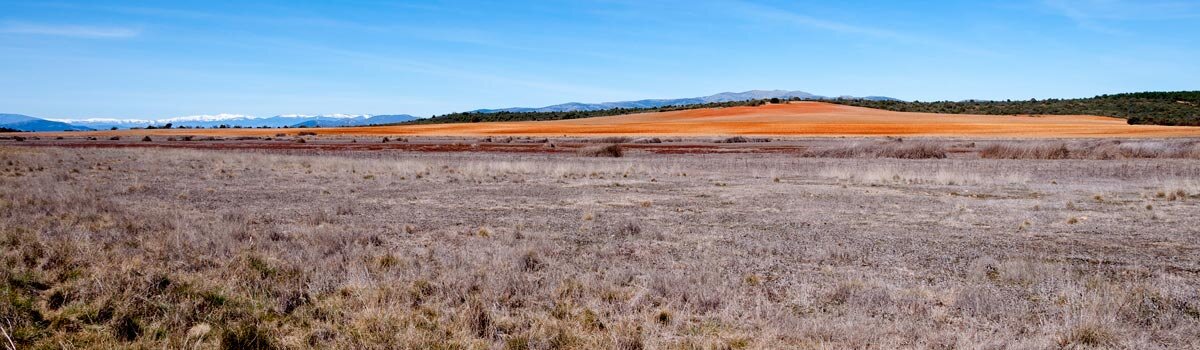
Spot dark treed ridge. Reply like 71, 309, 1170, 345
396, 99, 771, 125
826, 91, 1200, 126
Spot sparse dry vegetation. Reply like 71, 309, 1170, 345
576, 144, 624, 157
629, 137, 661, 144
980, 140, 1200, 159
803, 140, 948, 159
819, 164, 1029, 185
587, 136, 632, 144
1, 142, 1199, 348
713, 136, 769, 143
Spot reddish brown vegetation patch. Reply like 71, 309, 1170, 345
4, 139, 817, 155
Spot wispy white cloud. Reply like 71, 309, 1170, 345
254, 38, 636, 100
1043, 0, 1200, 20
721, 1, 995, 56
726, 2, 901, 39
0, 22, 140, 38
1043, 0, 1200, 33
30, 2, 654, 65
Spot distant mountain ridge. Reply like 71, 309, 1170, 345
1, 89, 899, 132
472, 90, 898, 113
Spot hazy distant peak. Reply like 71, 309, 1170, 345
49, 117, 155, 124
470, 89, 846, 114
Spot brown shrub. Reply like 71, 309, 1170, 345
611, 221, 642, 237
981, 141, 1200, 160
614, 324, 644, 350
590, 136, 631, 144
518, 250, 544, 272
1059, 323, 1117, 348
979, 143, 1071, 159
220, 323, 276, 350
873, 142, 947, 159
1085, 141, 1200, 159
714, 136, 770, 143
577, 144, 623, 157
465, 298, 493, 338
297, 131, 317, 136
804, 141, 947, 159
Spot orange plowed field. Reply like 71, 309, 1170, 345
39, 102, 1200, 138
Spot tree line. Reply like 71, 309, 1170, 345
399, 100, 769, 125
825, 91, 1200, 126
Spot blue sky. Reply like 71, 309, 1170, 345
1, 0, 1198, 119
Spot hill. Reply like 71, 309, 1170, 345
0, 113, 93, 132
0, 114, 37, 124
827, 91, 1200, 126
414, 99, 776, 124
470, 90, 838, 113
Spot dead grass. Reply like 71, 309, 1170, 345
981, 140, 1200, 159
713, 136, 769, 143
804, 141, 948, 159
819, 164, 1029, 186
980, 142, 1072, 159
587, 136, 632, 144
1, 145, 1198, 348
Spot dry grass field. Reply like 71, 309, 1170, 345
26, 102, 1200, 139
2, 138, 1200, 349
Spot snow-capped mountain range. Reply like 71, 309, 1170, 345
54, 114, 418, 130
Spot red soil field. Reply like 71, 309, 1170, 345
29, 102, 1200, 138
